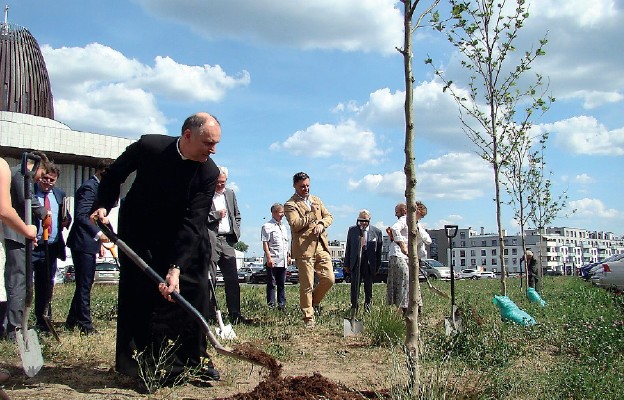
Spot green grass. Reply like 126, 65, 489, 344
2, 276, 623, 399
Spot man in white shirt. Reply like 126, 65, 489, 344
207, 166, 248, 324
261, 203, 291, 310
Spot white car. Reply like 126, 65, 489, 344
595, 260, 624, 291
459, 268, 495, 279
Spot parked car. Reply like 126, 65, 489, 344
596, 260, 624, 291
94, 261, 120, 284
216, 269, 225, 285
64, 265, 76, 283
581, 253, 624, 280
333, 266, 345, 283
286, 265, 299, 283
373, 260, 389, 283
248, 267, 269, 284
459, 268, 495, 279
421, 259, 452, 280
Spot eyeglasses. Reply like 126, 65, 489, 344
40, 177, 57, 183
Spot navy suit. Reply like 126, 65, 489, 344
66, 175, 102, 331
344, 225, 382, 309
32, 184, 70, 330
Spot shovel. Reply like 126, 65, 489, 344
344, 227, 365, 337
16, 152, 44, 377
95, 220, 270, 368
207, 270, 236, 340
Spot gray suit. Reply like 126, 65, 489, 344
207, 188, 242, 317
2, 165, 47, 333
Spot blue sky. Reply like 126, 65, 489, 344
9, 0, 623, 258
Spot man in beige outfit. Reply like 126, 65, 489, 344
284, 172, 334, 328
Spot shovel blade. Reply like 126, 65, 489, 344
16, 329, 43, 377
216, 324, 237, 340
343, 318, 364, 337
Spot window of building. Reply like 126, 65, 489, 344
491, 258, 497, 265
481, 249, 486, 256
512, 248, 517, 255
512, 257, 517, 265
460, 232, 466, 239
481, 240, 487, 246
471, 259, 476, 266
461, 241, 466, 247
504, 248, 508, 255
481, 258, 487, 265
460, 259, 466, 266
492, 239, 498, 246
470, 250, 476, 256
460, 250, 466, 257
491, 249, 497, 255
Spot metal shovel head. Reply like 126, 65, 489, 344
15, 329, 43, 377
444, 305, 464, 336
343, 318, 364, 337
214, 310, 236, 340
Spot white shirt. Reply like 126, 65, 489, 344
261, 218, 290, 268
389, 215, 408, 259
213, 191, 232, 234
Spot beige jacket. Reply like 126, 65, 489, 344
284, 194, 333, 259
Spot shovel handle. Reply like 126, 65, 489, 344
94, 219, 267, 366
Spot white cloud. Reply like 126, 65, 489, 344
269, 120, 384, 162
41, 43, 249, 137
568, 198, 622, 219
575, 173, 595, 184
539, 116, 624, 156
137, 0, 403, 54
348, 152, 491, 200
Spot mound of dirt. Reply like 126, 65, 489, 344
217, 372, 388, 400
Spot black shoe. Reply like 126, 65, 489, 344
277, 304, 286, 312
229, 314, 252, 325
364, 303, 372, 313
80, 326, 98, 335
198, 366, 220, 381
313, 304, 321, 315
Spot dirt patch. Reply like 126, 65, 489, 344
216, 373, 388, 400
231, 342, 282, 378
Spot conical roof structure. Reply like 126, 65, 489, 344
0, 21, 54, 118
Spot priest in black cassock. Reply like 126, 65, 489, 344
93, 112, 222, 385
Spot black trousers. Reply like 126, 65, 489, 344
32, 241, 60, 329
350, 252, 374, 308
66, 250, 97, 330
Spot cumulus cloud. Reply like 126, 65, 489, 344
41, 43, 249, 137
575, 173, 595, 184
269, 120, 384, 162
137, 0, 403, 54
537, 116, 624, 156
568, 198, 622, 219
348, 152, 491, 200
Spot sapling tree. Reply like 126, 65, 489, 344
427, 0, 553, 295
398, 0, 439, 392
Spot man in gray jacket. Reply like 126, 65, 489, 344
207, 166, 249, 324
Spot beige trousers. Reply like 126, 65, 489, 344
296, 249, 334, 321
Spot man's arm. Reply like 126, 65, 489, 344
284, 199, 316, 233
343, 227, 353, 271
374, 227, 383, 267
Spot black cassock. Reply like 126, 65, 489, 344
96, 134, 219, 380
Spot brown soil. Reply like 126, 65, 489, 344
1, 327, 395, 399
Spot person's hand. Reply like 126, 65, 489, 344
267, 258, 274, 268
24, 224, 37, 240
313, 222, 324, 236
159, 268, 180, 303
99, 245, 106, 258
100, 233, 110, 243
219, 209, 227, 218
91, 208, 109, 225
310, 201, 319, 213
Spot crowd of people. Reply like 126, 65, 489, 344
0, 111, 432, 389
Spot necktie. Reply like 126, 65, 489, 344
44, 192, 52, 235
361, 234, 366, 249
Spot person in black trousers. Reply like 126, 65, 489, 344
65, 160, 110, 334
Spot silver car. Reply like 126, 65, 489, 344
94, 261, 120, 284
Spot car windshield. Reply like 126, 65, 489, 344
96, 263, 117, 271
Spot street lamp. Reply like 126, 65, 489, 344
444, 225, 459, 307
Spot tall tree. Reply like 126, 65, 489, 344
427, 0, 551, 295
399, 0, 439, 392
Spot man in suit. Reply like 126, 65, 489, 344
207, 166, 248, 324
2, 151, 49, 337
92, 112, 222, 385
284, 172, 334, 328
344, 209, 382, 313
32, 163, 71, 332
65, 160, 110, 334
